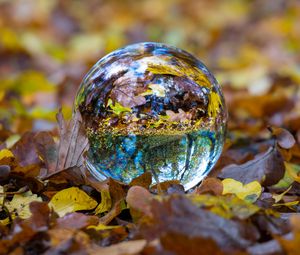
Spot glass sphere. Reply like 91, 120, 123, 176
74, 42, 227, 190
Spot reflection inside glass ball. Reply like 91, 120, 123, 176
74, 42, 227, 190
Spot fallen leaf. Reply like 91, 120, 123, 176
219, 147, 285, 186
194, 177, 223, 196
95, 190, 112, 215
0, 149, 14, 161
269, 127, 296, 149
277, 215, 300, 254
222, 178, 262, 203
272, 186, 292, 203
5, 191, 42, 220
56, 212, 99, 230
88, 239, 147, 255
141, 84, 166, 97
27, 201, 50, 231
126, 186, 153, 219
98, 179, 127, 224
37, 110, 89, 182
141, 195, 259, 252
49, 187, 97, 217
189, 194, 260, 220
208, 91, 222, 118
285, 162, 300, 183
159, 232, 225, 255
46, 228, 92, 254
107, 99, 132, 116
129, 171, 152, 189
86, 224, 119, 231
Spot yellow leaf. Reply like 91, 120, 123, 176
95, 190, 112, 215
0, 186, 4, 205
222, 178, 262, 203
49, 187, 98, 217
14, 71, 55, 95
29, 107, 57, 121
147, 62, 211, 88
0, 91, 5, 101
273, 201, 299, 208
189, 194, 259, 219
0, 28, 20, 50
141, 84, 166, 97
0, 149, 14, 161
208, 91, 222, 118
5, 134, 21, 148
5, 191, 42, 220
285, 162, 300, 183
147, 63, 182, 76
87, 224, 120, 231
272, 186, 292, 203
107, 99, 132, 116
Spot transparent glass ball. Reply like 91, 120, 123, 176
74, 42, 227, 190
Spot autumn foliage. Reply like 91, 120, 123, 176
1, 1, 300, 255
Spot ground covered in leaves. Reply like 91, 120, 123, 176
1, 0, 300, 254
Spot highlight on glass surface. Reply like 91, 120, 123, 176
74, 42, 227, 190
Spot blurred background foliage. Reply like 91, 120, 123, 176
0, 0, 299, 142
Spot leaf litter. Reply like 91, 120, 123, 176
1, 1, 300, 254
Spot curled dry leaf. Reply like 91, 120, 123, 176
219, 147, 285, 187
36, 110, 89, 182
269, 127, 296, 150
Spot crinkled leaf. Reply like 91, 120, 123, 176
189, 194, 260, 220
5, 191, 42, 220
222, 178, 262, 203
219, 147, 285, 186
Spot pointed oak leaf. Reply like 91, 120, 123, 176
54, 110, 89, 176
218, 147, 285, 186
36, 110, 89, 182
